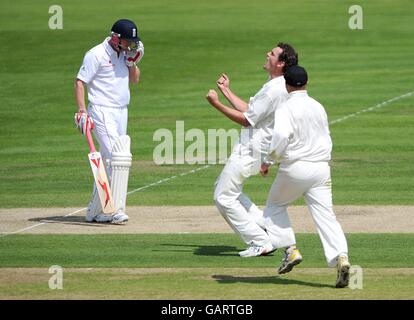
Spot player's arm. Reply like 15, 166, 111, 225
264, 107, 292, 163
206, 89, 249, 127
125, 41, 144, 84
74, 79, 87, 113
216, 73, 249, 112
260, 106, 292, 177
75, 50, 100, 113
128, 65, 140, 84
74, 78, 94, 135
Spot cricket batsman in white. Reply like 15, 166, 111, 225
74, 19, 144, 224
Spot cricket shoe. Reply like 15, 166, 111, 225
112, 212, 129, 224
278, 246, 303, 274
239, 242, 274, 258
85, 212, 113, 223
335, 255, 351, 288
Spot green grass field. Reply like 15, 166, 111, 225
0, 0, 413, 301
0, 0, 414, 207
0, 233, 413, 299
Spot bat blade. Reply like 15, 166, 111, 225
88, 151, 115, 214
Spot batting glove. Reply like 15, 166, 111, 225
74, 112, 94, 135
125, 41, 144, 67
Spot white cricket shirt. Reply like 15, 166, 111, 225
268, 90, 332, 163
77, 38, 130, 107
238, 76, 288, 158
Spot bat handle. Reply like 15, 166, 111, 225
86, 127, 97, 153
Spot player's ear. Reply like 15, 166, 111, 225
277, 60, 285, 69
111, 33, 120, 46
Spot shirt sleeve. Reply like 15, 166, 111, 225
267, 106, 293, 161
76, 50, 100, 84
243, 92, 273, 127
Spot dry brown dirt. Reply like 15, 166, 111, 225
0, 205, 413, 235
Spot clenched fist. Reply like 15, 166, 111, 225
206, 89, 219, 105
216, 73, 230, 91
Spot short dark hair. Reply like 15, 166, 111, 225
277, 42, 298, 73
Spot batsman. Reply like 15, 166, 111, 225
74, 19, 144, 224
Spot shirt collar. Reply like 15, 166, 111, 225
289, 90, 308, 97
264, 75, 284, 87
103, 37, 118, 56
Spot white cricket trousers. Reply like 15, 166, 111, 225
264, 161, 348, 267
88, 104, 128, 162
214, 151, 271, 247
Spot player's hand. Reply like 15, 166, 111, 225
206, 89, 219, 105
125, 41, 144, 67
260, 163, 269, 177
74, 112, 94, 135
216, 73, 230, 91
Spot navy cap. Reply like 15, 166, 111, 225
111, 19, 141, 42
284, 65, 308, 87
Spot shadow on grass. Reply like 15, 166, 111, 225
212, 274, 334, 288
28, 216, 113, 227
195, 245, 243, 257
158, 244, 276, 257
157, 244, 239, 256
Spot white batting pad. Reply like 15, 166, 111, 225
111, 135, 132, 214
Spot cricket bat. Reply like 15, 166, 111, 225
85, 127, 115, 214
